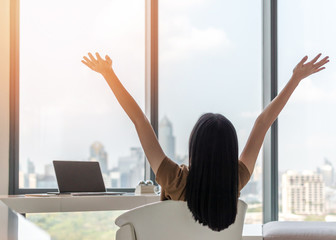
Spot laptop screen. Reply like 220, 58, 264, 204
53, 161, 106, 193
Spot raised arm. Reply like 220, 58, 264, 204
240, 54, 329, 174
82, 52, 165, 174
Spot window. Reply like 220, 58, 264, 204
15, 0, 336, 225
278, 0, 336, 221
27, 211, 124, 240
18, 0, 145, 189
158, 0, 263, 223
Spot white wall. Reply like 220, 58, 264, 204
0, 0, 10, 195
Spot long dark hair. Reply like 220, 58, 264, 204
185, 113, 239, 231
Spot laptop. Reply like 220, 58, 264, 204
52, 160, 124, 196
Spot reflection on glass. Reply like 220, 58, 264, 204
19, 0, 145, 188
159, 0, 262, 223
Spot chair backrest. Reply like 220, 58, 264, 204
115, 199, 247, 240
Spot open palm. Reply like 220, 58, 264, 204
82, 52, 113, 75
293, 54, 329, 81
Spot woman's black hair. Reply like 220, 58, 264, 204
185, 113, 239, 231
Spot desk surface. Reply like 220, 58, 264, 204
0, 194, 263, 240
0, 193, 160, 213
0, 201, 50, 240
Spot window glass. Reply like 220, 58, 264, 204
279, 0, 336, 221
27, 211, 124, 240
19, 0, 145, 188
159, 0, 263, 223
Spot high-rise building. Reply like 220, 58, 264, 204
21, 158, 37, 188
44, 163, 54, 176
110, 168, 121, 188
89, 141, 108, 174
27, 158, 35, 174
282, 171, 325, 215
159, 116, 176, 160
34, 163, 57, 188
28, 173, 37, 188
317, 159, 335, 187
118, 147, 144, 187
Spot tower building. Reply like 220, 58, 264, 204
282, 171, 325, 215
89, 141, 108, 174
159, 116, 176, 160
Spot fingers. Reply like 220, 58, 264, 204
82, 56, 96, 69
88, 52, 98, 63
81, 60, 94, 70
105, 55, 112, 64
298, 56, 308, 66
314, 56, 329, 69
83, 56, 92, 64
95, 52, 104, 61
310, 55, 329, 74
309, 53, 322, 64
82, 52, 112, 70
314, 67, 326, 73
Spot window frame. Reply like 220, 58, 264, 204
9, 0, 158, 194
9, 0, 279, 224
262, 0, 278, 222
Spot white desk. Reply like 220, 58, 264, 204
0, 194, 263, 240
0, 194, 160, 213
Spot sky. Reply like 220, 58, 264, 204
19, 0, 336, 180
20, 0, 146, 175
278, 0, 336, 171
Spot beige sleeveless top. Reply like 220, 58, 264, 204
155, 156, 251, 201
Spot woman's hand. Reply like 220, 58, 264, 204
292, 54, 329, 81
240, 53, 329, 175
82, 52, 113, 76
81, 52, 166, 174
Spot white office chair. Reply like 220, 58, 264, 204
115, 199, 247, 240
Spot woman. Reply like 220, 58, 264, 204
82, 53, 329, 231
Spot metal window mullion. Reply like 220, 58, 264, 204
262, 0, 278, 223
145, 0, 158, 183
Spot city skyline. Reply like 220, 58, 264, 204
19, 141, 145, 189
19, 115, 336, 223
20, 115, 336, 176
19, 140, 336, 222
